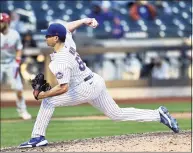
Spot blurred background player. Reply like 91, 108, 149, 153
0, 13, 31, 120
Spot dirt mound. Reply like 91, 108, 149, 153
1, 130, 191, 152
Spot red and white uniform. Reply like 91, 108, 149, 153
0, 28, 23, 90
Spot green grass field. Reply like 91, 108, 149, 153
1, 102, 191, 119
1, 102, 192, 148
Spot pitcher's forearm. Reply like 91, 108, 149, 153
65, 18, 98, 33
65, 19, 85, 33
38, 84, 68, 99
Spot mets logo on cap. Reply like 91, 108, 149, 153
41, 23, 67, 37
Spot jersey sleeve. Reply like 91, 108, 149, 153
15, 32, 23, 50
54, 63, 71, 85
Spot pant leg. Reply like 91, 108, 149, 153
0, 64, 5, 83
31, 87, 89, 137
6, 62, 27, 112
89, 89, 160, 122
6, 62, 23, 91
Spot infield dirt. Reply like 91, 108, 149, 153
1, 131, 191, 152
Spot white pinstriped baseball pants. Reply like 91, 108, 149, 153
31, 73, 160, 137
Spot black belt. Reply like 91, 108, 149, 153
84, 74, 93, 82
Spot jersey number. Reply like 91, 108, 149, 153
69, 47, 85, 71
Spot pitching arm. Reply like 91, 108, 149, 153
65, 18, 98, 33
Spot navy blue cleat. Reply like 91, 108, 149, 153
18, 136, 48, 148
158, 106, 179, 133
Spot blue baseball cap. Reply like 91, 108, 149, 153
41, 23, 66, 38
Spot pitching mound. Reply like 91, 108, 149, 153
1, 130, 191, 152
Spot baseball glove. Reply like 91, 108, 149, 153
31, 73, 51, 100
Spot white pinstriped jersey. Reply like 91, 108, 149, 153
31, 22, 162, 138
49, 30, 92, 88
0, 28, 23, 63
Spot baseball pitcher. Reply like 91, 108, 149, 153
0, 13, 31, 120
19, 17, 179, 148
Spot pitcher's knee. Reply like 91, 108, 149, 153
107, 109, 123, 121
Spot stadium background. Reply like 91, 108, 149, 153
0, 0, 192, 151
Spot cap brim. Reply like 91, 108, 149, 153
40, 29, 48, 35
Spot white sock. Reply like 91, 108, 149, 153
16, 97, 27, 113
